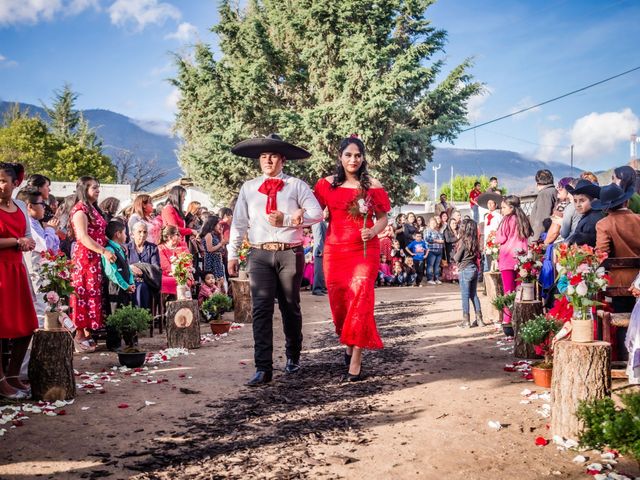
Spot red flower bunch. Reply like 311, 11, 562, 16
40, 250, 75, 302
515, 247, 543, 283
237, 239, 251, 270
170, 251, 193, 286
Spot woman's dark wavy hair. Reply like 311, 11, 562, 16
167, 185, 187, 220
0, 162, 25, 185
499, 195, 533, 240
331, 137, 371, 190
200, 215, 221, 239
614, 165, 638, 194
458, 218, 480, 257
27, 174, 51, 189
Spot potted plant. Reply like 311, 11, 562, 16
491, 292, 516, 336
202, 293, 233, 335
520, 314, 562, 387
514, 244, 544, 301
39, 250, 75, 330
170, 251, 193, 300
105, 305, 152, 368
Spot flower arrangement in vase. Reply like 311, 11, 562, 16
514, 244, 544, 300
485, 232, 499, 271
237, 239, 251, 278
555, 244, 610, 342
170, 251, 193, 300
40, 250, 75, 331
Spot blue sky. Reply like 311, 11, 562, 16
1, 0, 638, 171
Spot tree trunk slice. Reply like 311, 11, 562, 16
483, 271, 503, 323
551, 340, 611, 440
230, 278, 252, 324
28, 329, 75, 401
513, 299, 543, 359
165, 300, 201, 349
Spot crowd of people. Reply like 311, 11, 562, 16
2, 144, 640, 395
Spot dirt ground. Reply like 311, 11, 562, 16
0, 284, 637, 480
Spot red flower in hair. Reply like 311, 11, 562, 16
350, 133, 359, 138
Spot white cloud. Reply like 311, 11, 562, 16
108, 0, 181, 30
165, 22, 198, 42
570, 108, 640, 159
466, 85, 494, 123
0, 0, 98, 25
165, 88, 181, 112
131, 118, 173, 136
509, 96, 541, 119
0, 53, 18, 68
536, 128, 568, 162
546, 114, 560, 122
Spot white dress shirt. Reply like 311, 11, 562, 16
483, 210, 502, 246
228, 172, 323, 260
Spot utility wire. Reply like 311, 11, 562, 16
462, 65, 640, 133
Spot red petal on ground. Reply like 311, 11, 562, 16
117, 403, 129, 409
534, 437, 548, 446
57, 410, 67, 416
503, 367, 516, 372
179, 374, 186, 378
524, 373, 534, 380
12, 420, 24, 426
586, 469, 600, 475
99, 390, 106, 394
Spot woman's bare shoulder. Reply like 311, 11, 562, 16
369, 178, 383, 188
324, 175, 334, 183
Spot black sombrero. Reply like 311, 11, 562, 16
591, 183, 634, 211
231, 133, 311, 160
565, 179, 601, 199
476, 191, 503, 210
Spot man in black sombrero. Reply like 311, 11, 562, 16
228, 134, 323, 386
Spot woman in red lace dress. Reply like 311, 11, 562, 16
314, 137, 391, 381
69, 177, 116, 352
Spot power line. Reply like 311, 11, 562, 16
462, 65, 640, 133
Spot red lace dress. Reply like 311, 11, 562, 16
69, 203, 107, 330
314, 178, 391, 349
0, 206, 38, 338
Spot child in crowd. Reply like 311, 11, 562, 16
425, 216, 445, 285
102, 220, 135, 350
390, 239, 405, 264
405, 231, 427, 286
392, 260, 407, 286
377, 254, 394, 286
404, 257, 417, 286
198, 272, 222, 306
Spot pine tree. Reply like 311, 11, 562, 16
42, 83, 81, 141
172, 0, 483, 204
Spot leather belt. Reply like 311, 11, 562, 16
251, 242, 303, 251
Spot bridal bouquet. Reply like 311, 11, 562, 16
170, 251, 193, 286
347, 190, 373, 258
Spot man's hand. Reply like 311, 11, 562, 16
629, 286, 640, 298
228, 259, 239, 277
268, 210, 285, 227
290, 208, 305, 226
127, 285, 136, 293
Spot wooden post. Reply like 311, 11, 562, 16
551, 341, 611, 440
28, 330, 75, 401
165, 299, 201, 349
230, 278, 252, 324
483, 271, 503, 323
512, 299, 543, 359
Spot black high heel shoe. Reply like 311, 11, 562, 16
344, 351, 352, 367
346, 369, 364, 382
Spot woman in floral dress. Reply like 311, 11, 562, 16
69, 176, 116, 352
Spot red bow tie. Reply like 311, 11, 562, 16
258, 178, 285, 214
487, 213, 493, 224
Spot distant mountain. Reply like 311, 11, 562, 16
0, 101, 183, 188
420, 148, 583, 195
1, 101, 580, 194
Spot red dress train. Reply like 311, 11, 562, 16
314, 178, 391, 350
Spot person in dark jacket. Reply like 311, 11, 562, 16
455, 219, 485, 328
529, 169, 558, 240
127, 221, 161, 310
565, 180, 602, 247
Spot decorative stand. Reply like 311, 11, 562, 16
512, 299, 543, 359
230, 278, 252, 324
483, 271, 503, 323
551, 340, 611, 440
165, 299, 201, 349
28, 329, 75, 401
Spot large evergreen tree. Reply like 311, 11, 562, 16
172, 0, 482, 204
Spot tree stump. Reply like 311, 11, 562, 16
551, 340, 611, 440
230, 278, 252, 324
483, 271, 503, 323
28, 329, 75, 401
165, 300, 201, 349
513, 299, 543, 359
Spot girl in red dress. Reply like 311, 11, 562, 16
161, 186, 197, 240
158, 225, 192, 295
314, 137, 391, 381
0, 162, 37, 399
69, 177, 117, 352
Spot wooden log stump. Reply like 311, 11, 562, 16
483, 271, 503, 323
28, 329, 75, 401
513, 299, 543, 359
165, 299, 201, 349
230, 278, 252, 324
551, 340, 611, 440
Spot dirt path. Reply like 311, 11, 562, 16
0, 285, 637, 479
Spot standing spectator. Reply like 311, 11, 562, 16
416, 215, 426, 233
218, 207, 233, 243
390, 238, 405, 264
0, 162, 37, 400
403, 212, 418, 246
200, 216, 226, 288
378, 224, 394, 262
127, 221, 161, 310
565, 180, 602, 247
312, 212, 328, 296
425, 216, 445, 285
70, 177, 116, 352
26, 174, 54, 223
161, 186, 197, 241
486, 176, 500, 193
405, 231, 427, 286
128, 194, 155, 240
434, 193, 453, 217
612, 166, 640, 214
544, 177, 574, 245
469, 181, 482, 223
185, 201, 202, 231
55, 194, 76, 258
479, 193, 502, 271
559, 178, 582, 241
495, 196, 532, 327
393, 213, 406, 249
455, 218, 485, 328
442, 217, 460, 282
99, 197, 120, 224
529, 169, 557, 240
581, 171, 599, 184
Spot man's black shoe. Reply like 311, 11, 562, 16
284, 358, 301, 374
311, 291, 326, 296
246, 370, 272, 386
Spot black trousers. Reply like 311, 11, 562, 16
248, 247, 305, 372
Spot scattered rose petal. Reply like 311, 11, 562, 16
487, 420, 503, 430
520, 389, 533, 396
81, 407, 90, 411
535, 437, 548, 446
56, 410, 67, 416
117, 403, 129, 409
586, 463, 603, 473
144, 401, 156, 407
459, 386, 469, 390
601, 452, 617, 460
573, 455, 588, 463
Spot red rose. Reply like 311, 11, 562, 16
569, 275, 582, 286
534, 437, 548, 446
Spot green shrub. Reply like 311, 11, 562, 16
491, 292, 516, 311
520, 315, 562, 346
577, 393, 640, 461
202, 294, 233, 321
105, 305, 152, 336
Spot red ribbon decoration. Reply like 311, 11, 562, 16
258, 178, 285, 214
